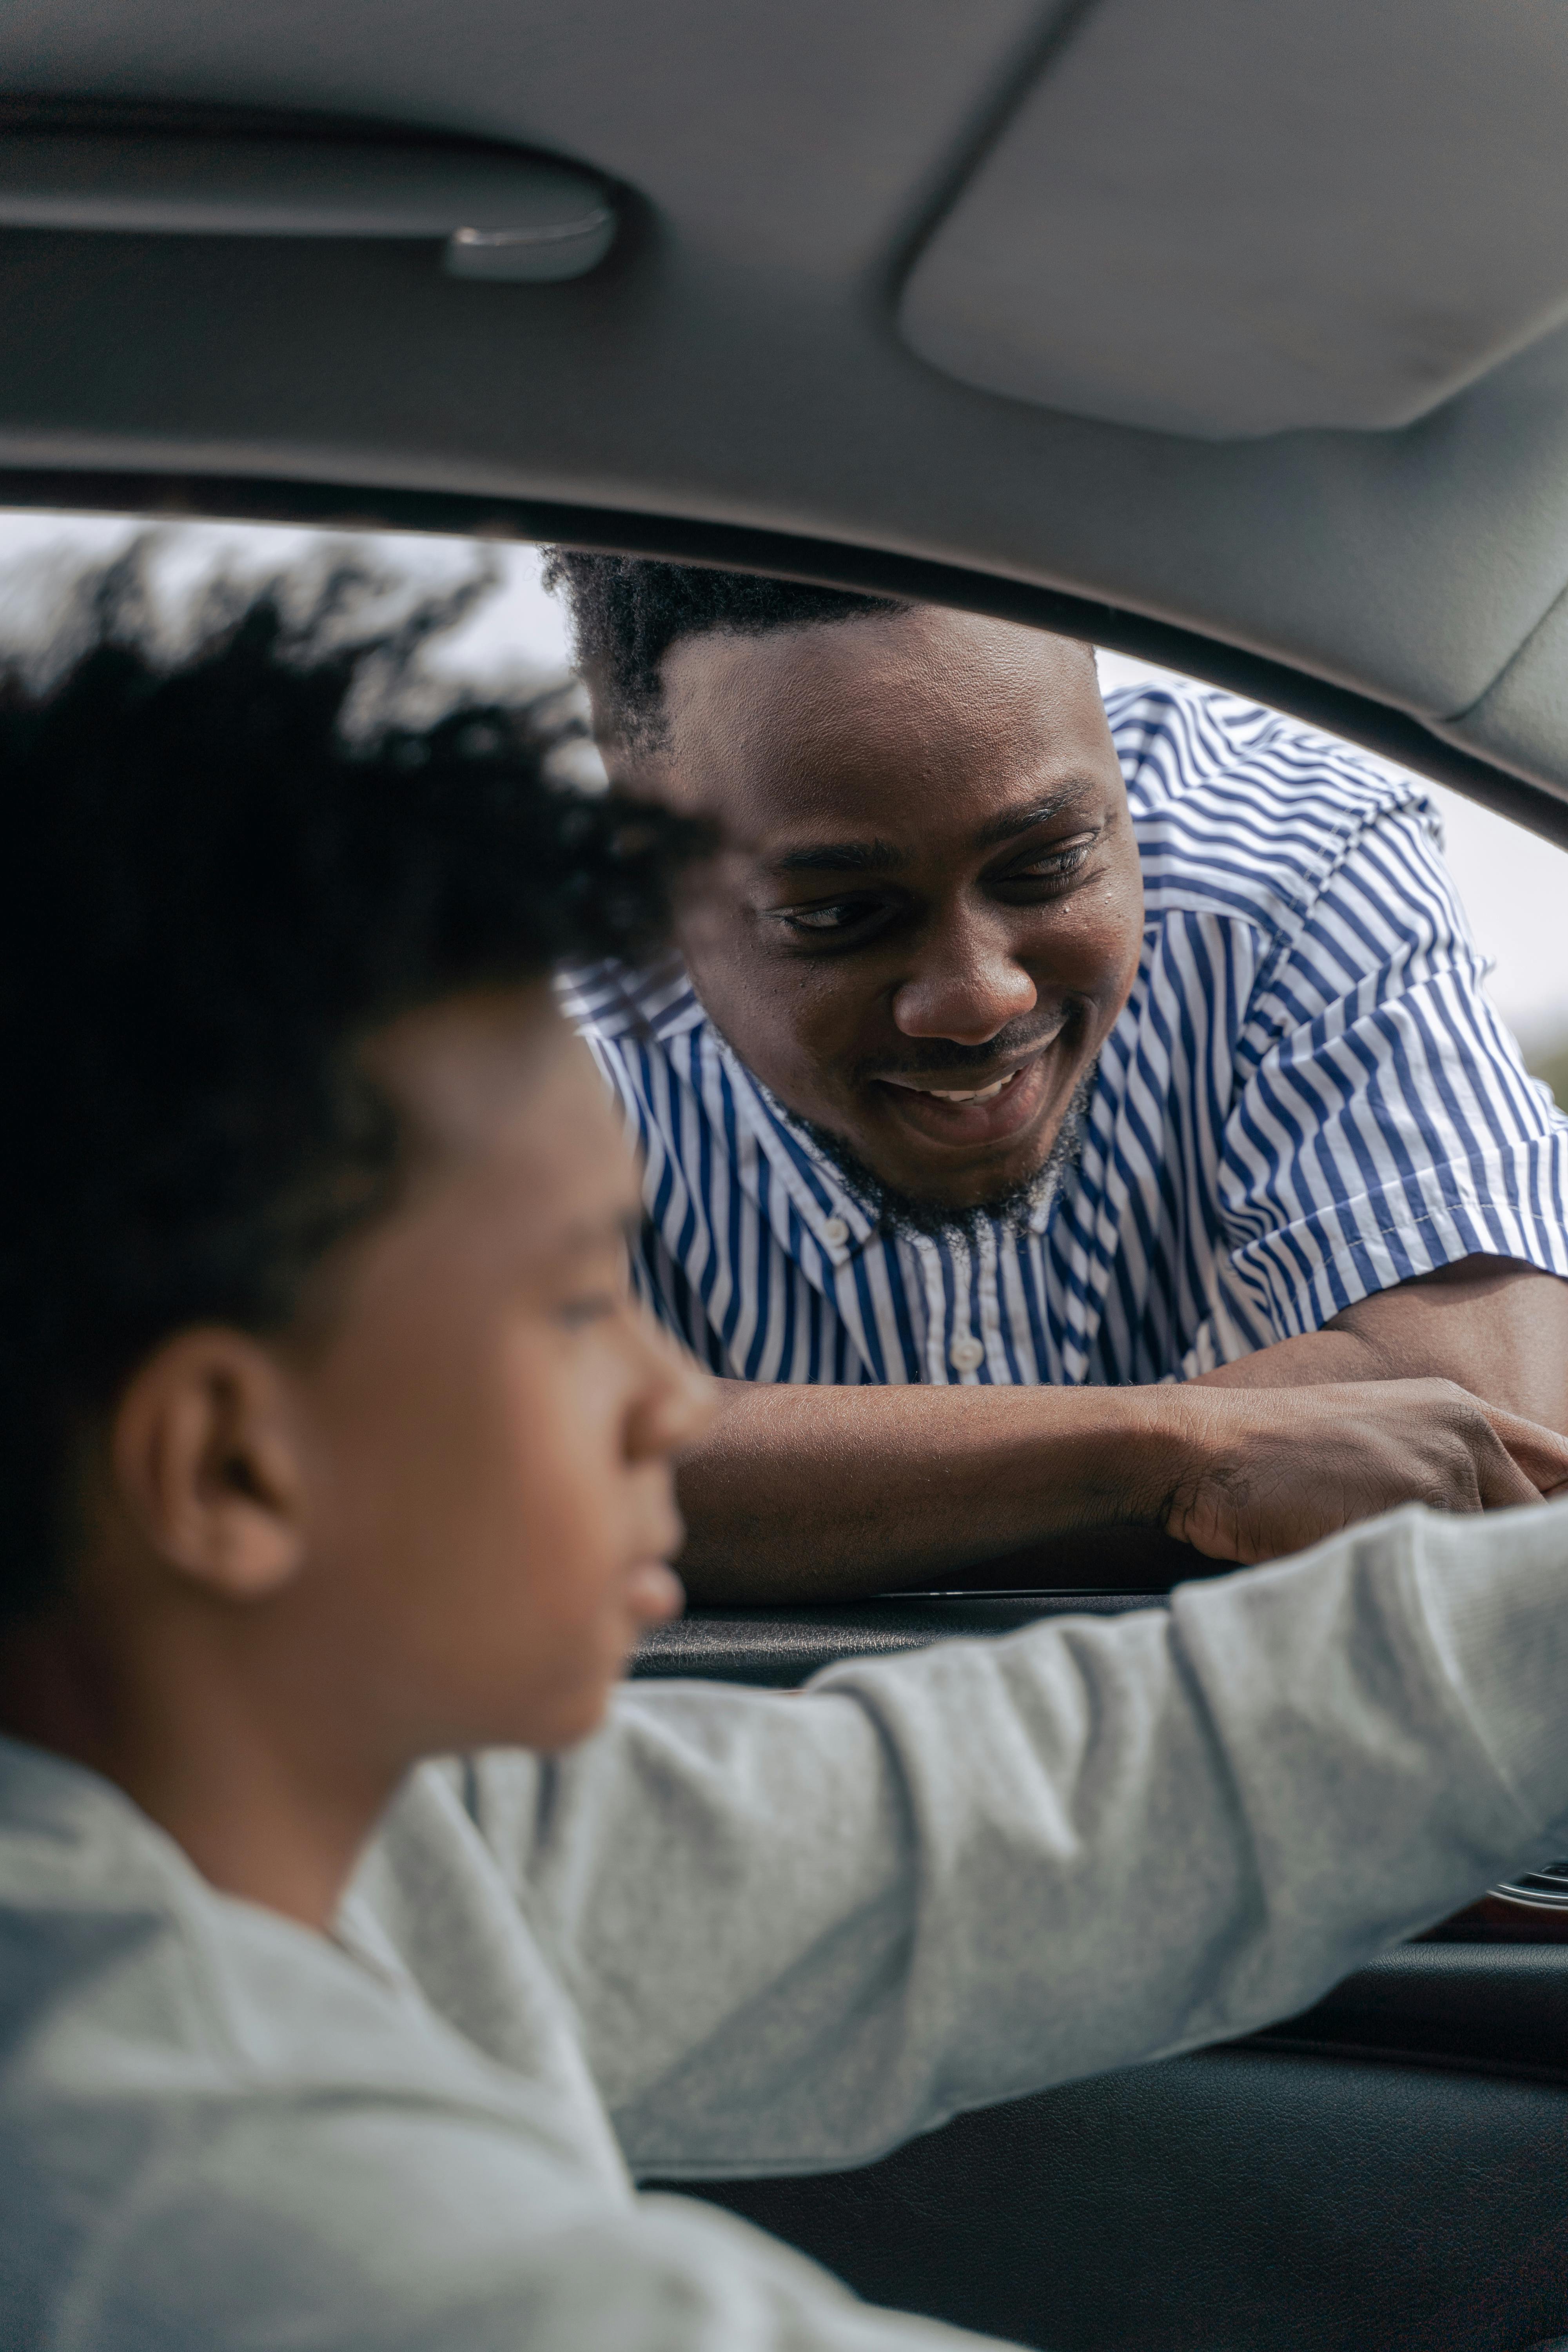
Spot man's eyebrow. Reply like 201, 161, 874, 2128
971, 780, 1098, 851
766, 781, 1101, 877
768, 838, 903, 877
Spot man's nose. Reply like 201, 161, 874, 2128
889, 907, 1038, 1044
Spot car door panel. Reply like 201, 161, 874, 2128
681, 2038, 1568, 2352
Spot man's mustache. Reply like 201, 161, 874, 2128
858, 1010, 1075, 1085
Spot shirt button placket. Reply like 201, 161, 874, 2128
950, 1334, 984, 1374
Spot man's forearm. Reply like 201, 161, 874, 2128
673, 1381, 1198, 1602
672, 1369, 1568, 1604
1194, 1258, 1568, 1431
1191, 1327, 1377, 1393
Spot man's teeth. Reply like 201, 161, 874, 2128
900, 1075, 1011, 1103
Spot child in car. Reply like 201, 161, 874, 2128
5, 556, 1568, 2352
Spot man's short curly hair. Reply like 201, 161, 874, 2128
541, 553, 902, 750
542, 552, 1096, 751
0, 545, 689, 1622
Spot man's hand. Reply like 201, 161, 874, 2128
1155, 1378, 1568, 1566
673, 1371, 1568, 1602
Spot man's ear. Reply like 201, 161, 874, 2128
109, 1330, 309, 1603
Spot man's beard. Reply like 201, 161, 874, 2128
792, 1063, 1097, 1245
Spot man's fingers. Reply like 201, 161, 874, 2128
1172, 1382, 1568, 1568
1471, 1437, 1547, 1513
1480, 1404, 1568, 1495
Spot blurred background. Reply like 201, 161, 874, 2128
5, 508, 1564, 1105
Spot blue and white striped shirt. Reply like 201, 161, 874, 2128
565, 683, 1568, 1389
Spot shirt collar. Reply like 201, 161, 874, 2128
708, 1028, 878, 1267
629, 953, 708, 1042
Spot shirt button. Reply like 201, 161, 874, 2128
822, 1216, 849, 1247
949, 1335, 984, 1373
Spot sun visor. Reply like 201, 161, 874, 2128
899, 0, 1568, 439
1437, 587, 1568, 804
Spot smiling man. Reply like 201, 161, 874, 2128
550, 557, 1568, 1597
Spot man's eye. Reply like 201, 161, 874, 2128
1009, 840, 1094, 885
779, 898, 880, 937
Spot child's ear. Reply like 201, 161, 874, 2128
110, 1332, 309, 1602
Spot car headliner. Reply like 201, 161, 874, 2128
0, 0, 1566, 835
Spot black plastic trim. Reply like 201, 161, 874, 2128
1249, 1943, 1568, 2082
681, 2044, 1568, 2352
0, 468, 1562, 844
631, 1591, 1159, 1686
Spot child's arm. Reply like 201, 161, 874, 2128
465, 1500, 1568, 2179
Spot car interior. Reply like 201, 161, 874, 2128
5, 4, 1568, 2344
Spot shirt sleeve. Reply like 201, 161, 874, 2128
465, 1498, 1568, 2182
1214, 794, 1568, 1340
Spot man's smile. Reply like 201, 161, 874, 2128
881, 1071, 1015, 1105
867, 1024, 1073, 1150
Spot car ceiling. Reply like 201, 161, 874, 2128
1, 0, 1567, 824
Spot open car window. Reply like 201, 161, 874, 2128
9, 504, 1563, 1094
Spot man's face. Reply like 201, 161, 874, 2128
616, 608, 1144, 1216
280, 988, 713, 1757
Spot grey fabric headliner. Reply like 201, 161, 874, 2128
900, 0, 1568, 439
0, 0, 1564, 799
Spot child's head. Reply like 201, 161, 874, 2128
0, 550, 712, 1821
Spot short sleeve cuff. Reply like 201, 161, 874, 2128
1226, 1136, 1568, 1340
